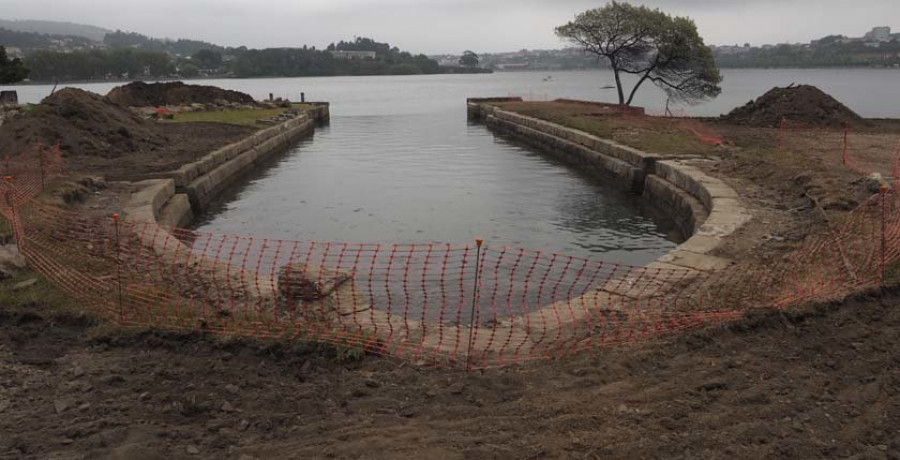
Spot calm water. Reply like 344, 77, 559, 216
11, 68, 900, 117
10, 68, 900, 264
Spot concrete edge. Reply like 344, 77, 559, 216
469, 101, 753, 272
123, 109, 320, 227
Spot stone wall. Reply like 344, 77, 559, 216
125, 109, 322, 227
468, 102, 752, 272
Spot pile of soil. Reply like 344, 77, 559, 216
0, 88, 255, 177
107, 82, 256, 107
723, 84, 862, 128
0, 88, 168, 160
1, 281, 898, 458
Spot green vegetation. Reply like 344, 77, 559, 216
234, 37, 442, 77
160, 107, 303, 126
555, 1, 721, 106
0, 270, 81, 316
496, 101, 718, 156
20, 34, 488, 81
459, 50, 479, 67
103, 30, 226, 56
25, 48, 173, 80
0, 46, 29, 84
0, 27, 95, 50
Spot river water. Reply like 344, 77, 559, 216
9, 68, 900, 265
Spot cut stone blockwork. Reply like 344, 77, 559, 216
467, 100, 752, 273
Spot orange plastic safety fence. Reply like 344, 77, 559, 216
777, 118, 900, 179
2, 145, 900, 369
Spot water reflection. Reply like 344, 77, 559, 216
194, 110, 681, 267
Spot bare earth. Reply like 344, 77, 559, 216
1, 285, 898, 459
3, 91, 900, 459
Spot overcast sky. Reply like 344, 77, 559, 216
1, 0, 897, 54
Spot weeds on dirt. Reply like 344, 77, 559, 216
0, 270, 80, 314
161, 104, 312, 127
494, 101, 719, 156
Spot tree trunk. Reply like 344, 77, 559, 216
625, 74, 652, 106
609, 61, 625, 106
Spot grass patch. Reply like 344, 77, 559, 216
495, 101, 720, 156
161, 108, 288, 126
0, 269, 81, 315
162, 103, 315, 126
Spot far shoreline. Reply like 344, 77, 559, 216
10, 65, 899, 87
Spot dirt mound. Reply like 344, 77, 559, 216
107, 81, 256, 107
724, 84, 862, 128
0, 88, 169, 160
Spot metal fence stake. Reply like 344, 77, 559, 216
465, 238, 484, 372
112, 213, 125, 323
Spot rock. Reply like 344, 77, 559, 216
222, 401, 236, 412
54, 399, 72, 414
186, 445, 200, 455
447, 382, 465, 395
0, 399, 10, 412
12, 278, 37, 291
72, 366, 86, 378
277, 264, 350, 302
225, 384, 240, 395
237, 419, 250, 432
364, 379, 380, 389
0, 245, 27, 275
138, 392, 150, 401
239, 455, 257, 460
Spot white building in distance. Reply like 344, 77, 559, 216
865, 26, 892, 42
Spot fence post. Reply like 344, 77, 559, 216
3, 176, 20, 251
881, 185, 888, 286
112, 213, 125, 322
464, 238, 484, 372
842, 122, 850, 166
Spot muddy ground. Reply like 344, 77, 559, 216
0, 88, 257, 180
497, 99, 900, 265
0, 267, 898, 460
3, 88, 900, 459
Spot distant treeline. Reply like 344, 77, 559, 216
0, 27, 95, 49
17, 36, 488, 81
25, 49, 174, 80
716, 38, 900, 68
102, 30, 226, 57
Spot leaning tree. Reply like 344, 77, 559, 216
459, 50, 479, 68
0, 46, 29, 84
556, 1, 721, 106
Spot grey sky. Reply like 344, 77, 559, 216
1, 0, 897, 54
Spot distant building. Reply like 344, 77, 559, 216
4, 46, 23, 58
329, 50, 376, 60
864, 26, 892, 43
